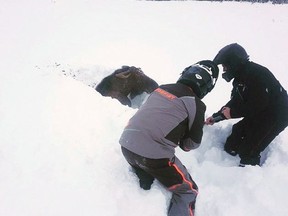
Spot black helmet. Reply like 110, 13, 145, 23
213, 43, 249, 82
177, 60, 219, 99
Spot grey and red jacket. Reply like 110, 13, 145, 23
119, 83, 206, 159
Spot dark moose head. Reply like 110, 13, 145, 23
96, 66, 158, 107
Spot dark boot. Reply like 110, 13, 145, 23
134, 167, 155, 190
139, 178, 154, 190
239, 155, 260, 167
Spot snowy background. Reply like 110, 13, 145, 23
1, 0, 288, 216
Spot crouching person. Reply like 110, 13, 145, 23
205, 43, 288, 167
119, 60, 219, 216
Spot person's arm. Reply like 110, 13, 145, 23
180, 100, 205, 151
205, 105, 228, 125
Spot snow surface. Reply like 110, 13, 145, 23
1, 1, 288, 216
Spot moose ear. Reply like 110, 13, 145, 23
115, 71, 132, 79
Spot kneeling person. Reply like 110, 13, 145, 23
119, 60, 219, 216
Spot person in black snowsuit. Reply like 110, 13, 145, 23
119, 60, 219, 216
205, 43, 288, 167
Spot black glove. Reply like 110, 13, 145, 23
212, 112, 226, 123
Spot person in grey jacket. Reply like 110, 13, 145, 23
119, 60, 219, 216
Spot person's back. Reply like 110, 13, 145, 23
227, 61, 288, 119
244, 61, 288, 109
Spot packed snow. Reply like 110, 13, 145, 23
0, 1, 288, 216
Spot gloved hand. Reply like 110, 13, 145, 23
212, 112, 227, 122
205, 113, 226, 125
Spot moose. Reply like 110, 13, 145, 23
96, 66, 159, 108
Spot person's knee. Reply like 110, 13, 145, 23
169, 182, 198, 197
224, 135, 244, 156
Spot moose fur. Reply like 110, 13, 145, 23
96, 66, 159, 107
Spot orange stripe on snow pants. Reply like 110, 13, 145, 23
189, 203, 193, 216
168, 161, 198, 194
168, 161, 198, 216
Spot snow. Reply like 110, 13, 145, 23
0, 0, 288, 216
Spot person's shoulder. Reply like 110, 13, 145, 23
244, 62, 271, 80
159, 83, 175, 89
247, 61, 270, 73
245, 62, 278, 87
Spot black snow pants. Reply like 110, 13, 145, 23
224, 107, 288, 165
121, 147, 198, 216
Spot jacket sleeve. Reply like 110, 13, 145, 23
180, 98, 205, 151
179, 138, 200, 151
211, 107, 227, 122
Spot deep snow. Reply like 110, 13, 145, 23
0, 1, 288, 216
